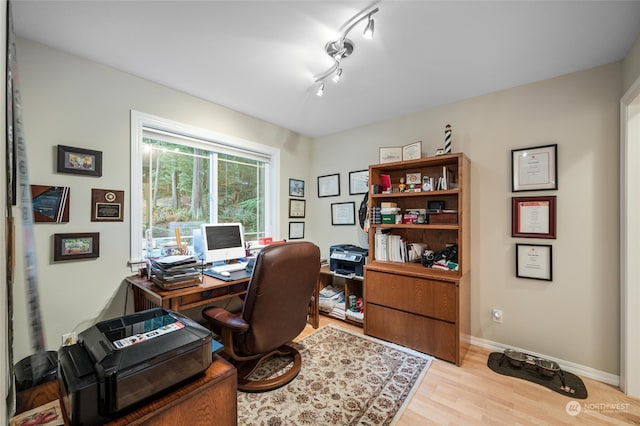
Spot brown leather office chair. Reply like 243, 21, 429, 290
202, 241, 320, 392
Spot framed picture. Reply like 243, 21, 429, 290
57, 145, 103, 177
379, 146, 402, 164
512, 196, 556, 239
289, 178, 304, 197
91, 189, 124, 222
318, 173, 340, 197
512, 144, 557, 192
349, 170, 369, 195
516, 243, 552, 281
402, 141, 422, 161
288, 222, 305, 239
288, 199, 306, 218
31, 185, 70, 223
331, 201, 356, 225
53, 232, 100, 261
9, 399, 64, 426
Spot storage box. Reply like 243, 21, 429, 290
381, 214, 397, 224
428, 212, 458, 224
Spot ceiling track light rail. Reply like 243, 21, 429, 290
313, 5, 379, 96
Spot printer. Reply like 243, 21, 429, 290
329, 244, 368, 278
58, 308, 212, 425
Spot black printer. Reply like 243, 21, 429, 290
58, 308, 212, 425
329, 244, 368, 278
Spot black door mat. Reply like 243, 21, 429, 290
487, 352, 588, 399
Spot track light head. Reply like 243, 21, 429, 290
315, 82, 325, 97
332, 68, 342, 83
363, 16, 375, 39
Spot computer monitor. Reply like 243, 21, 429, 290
200, 222, 246, 264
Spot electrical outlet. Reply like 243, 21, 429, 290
62, 332, 77, 346
492, 309, 503, 323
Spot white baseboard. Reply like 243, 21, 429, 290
470, 336, 620, 387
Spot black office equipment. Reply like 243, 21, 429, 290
329, 244, 368, 278
57, 308, 212, 425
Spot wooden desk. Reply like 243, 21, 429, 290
126, 273, 320, 329
15, 356, 237, 426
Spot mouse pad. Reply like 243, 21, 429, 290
204, 269, 253, 281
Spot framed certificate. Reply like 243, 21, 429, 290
288, 222, 305, 239
402, 141, 422, 161
349, 170, 369, 195
512, 144, 557, 192
512, 196, 556, 239
331, 202, 356, 225
318, 173, 340, 197
516, 244, 552, 281
288, 199, 306, 218
379, 146, 402, 164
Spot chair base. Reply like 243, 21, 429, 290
236, 344, 302, 392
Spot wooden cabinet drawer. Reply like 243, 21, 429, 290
366, 304, 457, 363
179, 283, 247, 307
365, 270, 457, 322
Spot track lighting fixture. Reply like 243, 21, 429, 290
314, 5, 379, 96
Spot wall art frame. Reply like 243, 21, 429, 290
511, 143, 557, 192
289, 178, 304, 197
288, 221, 305, 239
288, 199, 306, 218
53, 232, 100, 261
349, 170, 369, 195
31, 185, 70, 223
379, 146, 402, 164
402, 141, 422, 161
512, 195, 556, 239
91, 188, 124, 222
57, 144, 103, 177
318, 173, 340, 197
516, 243, 552, 281
331, 201, 356, 225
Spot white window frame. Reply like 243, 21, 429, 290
130, 110, 280, 261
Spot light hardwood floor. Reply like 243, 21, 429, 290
298, 316, 640, 425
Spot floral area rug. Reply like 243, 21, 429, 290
237, 324, 433, 425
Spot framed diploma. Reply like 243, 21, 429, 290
331, 202, 356, 225
511, 144, 557, 192
402, 141, 422, 161
288, 222, 305, 239
91, 189, 124, 222
288, 199, 306, 218
349, 170, 369, 195
516, 244, 552, 281
318, 173, 340, 197
512, 196, 556, 239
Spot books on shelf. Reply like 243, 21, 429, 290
374, 229, 416, 263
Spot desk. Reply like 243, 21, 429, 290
15, 356, 237, 426
126, 273, 320, 329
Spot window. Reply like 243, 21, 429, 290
131, 111, 279, 260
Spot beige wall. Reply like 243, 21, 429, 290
10, 37, 625, 378
2, 1, 8, 422
623, 33, 640, 93
12, 38, 311, 361
310, 63, 622, 375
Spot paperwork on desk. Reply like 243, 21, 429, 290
319, 285, 344, 318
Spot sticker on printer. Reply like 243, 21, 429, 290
113, 321, 185, 349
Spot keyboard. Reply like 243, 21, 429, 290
210, 262, 248, 274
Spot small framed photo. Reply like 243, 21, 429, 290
288, 222, 305, 239
318, 173, 340, 197
406, 172, 422, 188
516, 243, 552, 281
379, 146, 402, 164
349, 170, 369, 195
289, 199, 306, 218
10, 399, 64, 426
91, 189, 124, 222
331, 201, 356, 225
402, 141, 422, 161
57, 145, 102, 177
289, 178, 304, 197
54, 232, 100, 261
512, 196, 556, 239
512, 144, 557, 192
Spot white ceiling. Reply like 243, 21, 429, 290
11, 1, 640, 138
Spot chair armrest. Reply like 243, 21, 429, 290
202, 307, 250, 333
